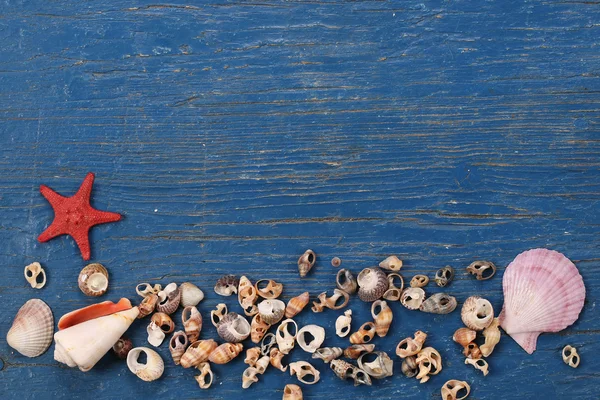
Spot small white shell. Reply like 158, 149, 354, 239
297, 325, 325, 353
147, 321, 166, 347
289, 361, 321, 384
335, 309, 352, 338
127, 347, 164, 381
276, 319, 298, 355
24, 262, 46, 289
180, 282, 204, 307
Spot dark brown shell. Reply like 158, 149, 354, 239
401, 355, 418, 377
112, 336, 132, 359
357, 268, 388, 302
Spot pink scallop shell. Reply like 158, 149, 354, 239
499, 248, 585, 354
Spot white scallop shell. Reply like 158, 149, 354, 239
180, 282, 204, 308
7, 299, 54, 358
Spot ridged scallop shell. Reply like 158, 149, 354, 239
217, 312, 251, 343
180, 282, 204, 308
78, 263, 109, 297
499, 248, 585, 354
258, 299, 285, 325
401, 287, 425, 310
127, 347, 164, 382
285, 292, 310, 319
214, 274, 239, 296
7, 299, 54, 358
419, 293, 457, 314
461, 296, 494, 331
208, 342, 243, 364
357, 268, 388, 302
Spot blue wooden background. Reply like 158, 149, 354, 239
0, 0, 598, 399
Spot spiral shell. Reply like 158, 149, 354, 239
195, 362, 213, 389
156, 283, 180, 315
208, 342, 244, 364
127, 347, 164, 382
24, 262, 46, 289
415, 347, 442, 383
258, 299, 286, 325
562, 345, 580, 368
383, 273, 404, 301
269, 347, 288, 371
312, 347, 342, 363
242, 366, 260, 389
335, 309, 352, 338
180, 282, 204, 307
452, 328, 476, 347
78, 263, 109, 297
379, 255, 403, 272
6, 299, 54, 358
461, 296, 494, 331
402, 355, 418, 377
344, 344, 375, 359
463, 342, 482, 359
357, 268, 388, 302
330, 359, 372, 386
336, 269, 358, 294
276, 319, 298, 355
396, 330, 427, 358
357, 351, 393, 379
238, 276, 258, 316
401, 287, 425, 310
147, 321, 165, 347
260, 332, 277, 356
466, 260, 496, 280
169, 331, 188, 365
214, 274, 239, 296
151, 312, 175, 334
245, 346, 261, 367
180, 339, 217, 368
210, 303, 228, 327
137, 294, 158, 319
217, 312, 251, 343
481, 317, 501, 357
289, 361, 320, 385
251, 313, 271, 344
371, 300, 393, 337
298, 249, 316, 277
420, 293, 457, 314
434, 266, 454, 287
136, 283, 162, 298
255, 279, 283, 299
182, 306, 202, 342
441, 380, 470, 400
112, 336, 133, 360
285, 292, 310, 319
349, 322, 377, 344
311, 289, 349, 312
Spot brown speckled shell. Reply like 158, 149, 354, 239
214, 275, 239, 296
357, 268, 388, 302
217, 312, 251, 343
78, 263, 109, 297
113, 336, 133, 360
419, 293, 457, 314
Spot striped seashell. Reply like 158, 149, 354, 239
7, 299, 54, 358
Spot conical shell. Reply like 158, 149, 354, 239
499, 249, 585, 354
180, 339, 218, 368
180, 282, 204, 308
371, 300, 393, 337
54, 306, 139, 371
285, 292, 310, 319
208, 342, 243, 364
7, 299, 54, 358
298, 249, 316, 277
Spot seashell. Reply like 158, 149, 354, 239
260, 332, 277, 356
276, 319, 298, 354
283, 384, 303, 400
401, 355, 418, 377
462, 296, 494, 331
453, 328, 477, 347
379, 255, 403, 271
54, 304, 139, 371
467, 260, 496, 280
285, 291, 310, 319
179, 282, 204, 307
258, 299, 286, 325
349, 321, 376, 344
383, 272, 404, 301
499, 249, 585, 354
255, 354, 270, 374
78, 263, 109, 297
344, 344, 375, 359
136, 283, 162, 298
208, 342, 244, 364
182, 306, 202, 342
289, 361, 320, 385
463, 342, 482, 359
195, 362, 213, 389
57, 298, 132, 330
242, 366, 259, 389
401, 287, 426, 310
357, 267, 388, 302
330, 359, 372, 386
156, 283, 180, 315
420, 293, 457, 314
269, 347, 288, 371
255, 279, 283, 299
211, 303, 228, 327
151, 312, 175, 334
7, 299, 53, 358
24, 262, 46, 289
434, 266, 454, 287
562, 345, 580, 368
298, 249, 316, 277
312, 289, 349, 312
312, 347, 342, 363
396, 330, 427, 358
410, 274, 429, 288
215, 274, 239, 296
357, 351, 393, 379
238, 276, 259, 316
331, 257, 342, 268
441, 380, 470, 400
245, 346, 262, 367
138, 294, 158, 319
217, 312, 251, 343
465, 358, 489, 376
297, 324, 325, 353
169, 331, 188, 365
127, 347, 164, 382
371, 300, 393, 337
147, 321, 166, 347
481, 317, 501, 357
251, 313, 271, 344
336, 309, 353, 337
415, 347, 442, 383
113, 336, 133, 360
180, 339, 218, 368
270, 347, 287, 371
336, 269, 358, 294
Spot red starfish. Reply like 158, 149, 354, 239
38, 172, 121, 260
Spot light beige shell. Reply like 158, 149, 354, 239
311, 289, 349, 312
349, 322, 376, 344
480, 317, 501, 357
379, 255, 402, 271
396, 330, 427, 358
371, 300, 393, 337
258, 299, 286, 325
357, 351, 393, 379
24, 262, 46, 289
251, 313, 271, 344
276, 319, 298, 354
461, 296, 494, 331
452, 327, 477, 347
182, 305, 202, 342
463, 342, 482, 359
289, 361, 320, 384
298, 249, 316, 277
344, 344, 375, 359
238, 276, 259, 316
401, 287, 425, 310
466, 260, 496, 281
297, 324, 325, 353
336, 269, 358, 294
410, 274, 429, 288
245, 346, 262, 367
180, 282, 204, 308
169, 331, 188, 365
255, 354, 270, 374
255, 279, 283, 299
415, 347, 442, 384
210, 303, 228, 327
242, 366, 260, 389
383, 273, 404, 301
156, 283, 181, 315
78, 263, 109, 297
147, 321, 166, 347
137, 294, 158, 319
7, 299, 54, 358
151, 312, 175, 334
269, 347, 288, 371
335, 309, 352, 337
283, 384, 303, 400
195, 362, 213, 389
208, 342, 244, 364
440, 380, 470, 400
465, 358, 489, 376
562, 345, 580, 368
127, 347, 164, 382
180, 339, 218, 368
136, 283, 162, 297
312, 347, 342, 363
285, 292, 310, 319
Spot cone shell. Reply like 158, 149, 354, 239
58, 298, 132, 329
7, 299, 54, 358
371, 300, 393, 338
461, 296, 494, 331
208, 342, 243, 364
357, 268, 388, 302
379, 255, 402, 271
180, 282, 204, 307
78, 263, 109, 297
298, 249, 316, 277
285, 292, 310, 319
169, 331, 189, 365
54, 306, 139, 371
180, 339, 217, 368
499, 248, 585, 354
127, 347, 164, 382
452, 328, 477, 347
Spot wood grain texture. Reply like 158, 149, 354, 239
0, 0, 599, 399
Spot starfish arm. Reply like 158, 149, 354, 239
38, 220, 66, 242
73, 229, 91, 260
90, 209, 122, 224
40, 184, 67, 207
76, 172, 96, 201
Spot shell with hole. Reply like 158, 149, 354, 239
420, 293, 457, 314
7, 299, 53, 358
415, 347, 442, 384
434, 266, 455, 287
251, 313, 271, 344
283, 384, 303, 400
311, 289, 349, 312
255, 279, 283, 299
24, 262, 46, 289
180, 282, 204, 307
462, 296, 494, 331
297, 324, 325, 353
180, 339, 218, 368
379, 255, 402, 272
396, 330, 427, 358
289, 361, 320, 384
357, 351, 393, 379
383, 273, 404, 301
401, 287, 425, 310
215, 274, 239, 296
481, 318, 501, 357
562, 345, 580, 368
210, 303, 228, 327
440, 380, 470, 400
238, 276, 259, 316
312, 347, 342, 363
151, 312, 175, 334
195, 362, 213, 389
127, 347, 164, 382
136, 283, 162, 297
269, 347, 288, 371
245, 346, 262, 367
298, 249, 316, 277
137, 294, 158, 319
242, 366, 260, 389
208, 342, 244, 364
182, 306, 202, 342
217, 312, 251, 343
410, 275, 429, 288
467, 260, 496, 281
344, 344, 375, 359
371, 300, 393, 337
258, 299, 286, 325
169, 331, 188, 365
453, 328, 477, 347
276, 319, 298, 354
78, 263, 109, 297
285, 292, 310, 319
156, 283, 181, 315
335, 309, 353, 338
147, 321, 165, 347
336, 269, 358, 294
465, 358, 489, 375
349, 322, 377, 344
330, 359, 372, 386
